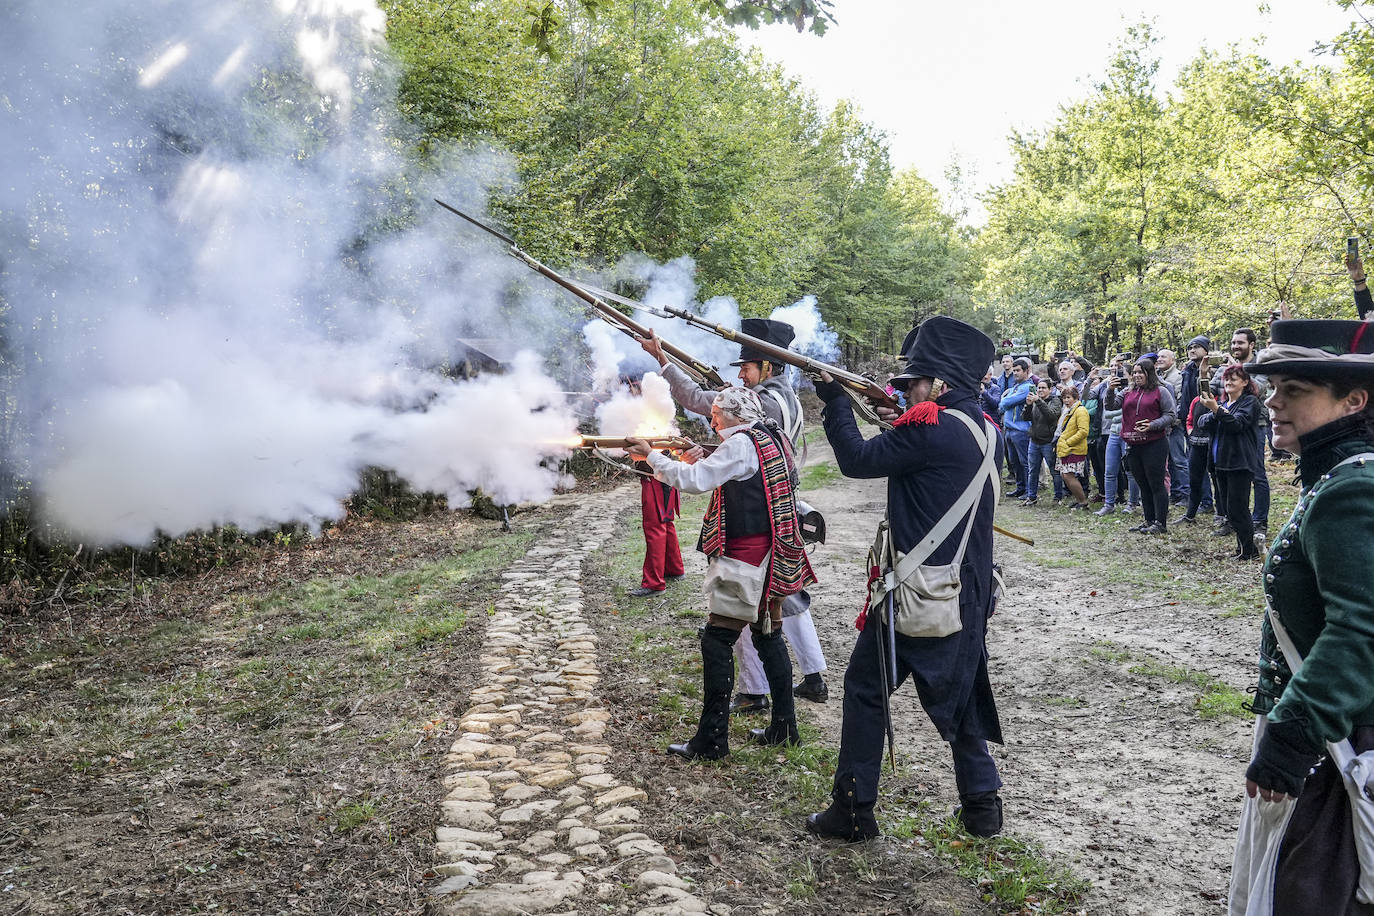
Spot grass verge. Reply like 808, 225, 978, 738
1, 516, 539, 914
1090, 640, 1249, 720
592, 494, 1088, 915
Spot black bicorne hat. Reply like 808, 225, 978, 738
896, 325, 920, 360
889, 316, 995, 392
731, 318, 795, 366
1245, 319, 1374, 379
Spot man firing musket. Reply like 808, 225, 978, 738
640, 320, 832, 713
806, 316, 1008, 843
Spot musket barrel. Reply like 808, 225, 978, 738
434, 199, 728, 389
658, 304, 898, 411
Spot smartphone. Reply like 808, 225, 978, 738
1349, 236, 1361, 260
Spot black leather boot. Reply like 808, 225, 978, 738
955, 790, 1004, 838
747, 628, 800, 747
792, 672, 828, 704
805, 797, 879, 841
667, 625, 738, 761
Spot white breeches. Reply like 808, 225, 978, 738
735, 608, 827, 694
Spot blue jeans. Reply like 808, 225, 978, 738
1253, 425, 1270, 527
1005, 428, 1030, 496
1027, 441, 1064, 500
1002, 420, 1025, 489
1103, 433, 1140, 508
1166, 426, 1189, 501
1185, 444, 1214, 517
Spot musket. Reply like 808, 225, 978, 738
573, 283, 1034, 544
434, 200, 728, 389
571, 280, 897, 427
575, 435, 716, 454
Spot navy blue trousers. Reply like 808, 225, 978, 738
832, 614, 1001, 807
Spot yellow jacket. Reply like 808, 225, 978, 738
1056, 403, 1090, 458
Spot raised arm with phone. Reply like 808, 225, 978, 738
1347, 235, 1371, 320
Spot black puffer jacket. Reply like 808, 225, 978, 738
1027, 392, 1063, 445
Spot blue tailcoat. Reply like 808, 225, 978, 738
822, 389, 1005, 743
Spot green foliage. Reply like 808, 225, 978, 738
384, 0, 972, 339
979, 17, 1374, 359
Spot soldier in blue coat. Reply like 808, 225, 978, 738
807, 316, 1006, 841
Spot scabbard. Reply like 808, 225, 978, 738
876, 593, 898, 772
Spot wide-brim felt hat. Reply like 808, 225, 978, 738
730, 317, 795, 366
1245, 319, 1374, 379
889, 315, 995, 391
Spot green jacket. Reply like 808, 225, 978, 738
1255, 415, 1374, 755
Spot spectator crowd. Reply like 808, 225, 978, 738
983, 328, 1279, 560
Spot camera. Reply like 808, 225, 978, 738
1349, 236, 1361, 260
1270, 309, 1282, 321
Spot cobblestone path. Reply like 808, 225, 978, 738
430, 488, 721, 916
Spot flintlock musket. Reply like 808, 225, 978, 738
434, 200, 727, 389
574, 282, 1035, 546
569, 281, 897, 429
574, 435, 716, 454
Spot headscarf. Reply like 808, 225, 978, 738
712, 386, 766, 425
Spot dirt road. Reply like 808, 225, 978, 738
793, 435, 1262, 915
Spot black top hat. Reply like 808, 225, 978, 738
731, 318, 795, 366
890, 316, 995, 392
1245, 320, 1374, 379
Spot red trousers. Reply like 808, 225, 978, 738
641, 478, 684, 590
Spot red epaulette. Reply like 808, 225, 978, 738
892, 401, 943, 427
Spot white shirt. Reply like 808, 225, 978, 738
646, 424, 759, 495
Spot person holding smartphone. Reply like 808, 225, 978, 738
1105, 357, 1177, 534
1024, 379, 1064, 505
1193, 365, 1262, 560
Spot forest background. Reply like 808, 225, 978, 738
382, 0, 1374, 359
5, 0, 1374, 581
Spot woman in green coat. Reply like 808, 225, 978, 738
1230, 319, 1374, 916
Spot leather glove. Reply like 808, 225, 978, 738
812, 376, 847, 404
1246, 717, 1322, 798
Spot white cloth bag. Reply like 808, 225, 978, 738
1229, 717, 1297, 916
703, 552, 770, 624
868, 410, 995, 639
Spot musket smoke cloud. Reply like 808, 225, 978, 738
579, 254, 841, 399
594, 372, 678, 440
0, 0, 577, 545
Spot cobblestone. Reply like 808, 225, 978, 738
432, 486, 693, 916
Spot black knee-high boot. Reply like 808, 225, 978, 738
668, 625, 738, 760
748, 628, 800, 746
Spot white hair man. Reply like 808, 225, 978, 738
640, 319, 830, 713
